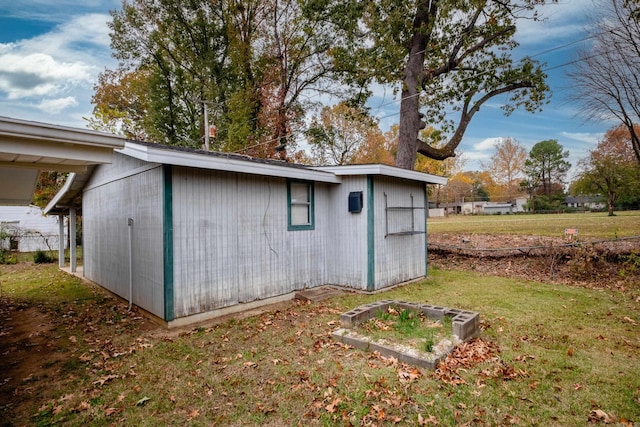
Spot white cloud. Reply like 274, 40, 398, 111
37, 96, 78, 114
0, 11, 115, 124
515, 0, 595, 47
0, 52, 93, 99
560, 131, 602, 145
473, 137, 504, 151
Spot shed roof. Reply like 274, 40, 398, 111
47, 140, 448, 215
120, 141, 341, 183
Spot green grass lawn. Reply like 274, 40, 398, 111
2, 263, 639, 426
427, 210, 640, 238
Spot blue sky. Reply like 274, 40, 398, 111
0, 0, 613, 174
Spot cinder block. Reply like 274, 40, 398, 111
332, 329, 371, 350
420, 304, 446, 320
452, 312, 480, 341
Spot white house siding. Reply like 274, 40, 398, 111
325, 176, 369, 289
373, 177, 427, 288
171, 167, 331, 318
83, 154, 164, 318
0, 205, 64, 252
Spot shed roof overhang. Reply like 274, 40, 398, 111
0, 116, 125, 205
314, 164, 448, 186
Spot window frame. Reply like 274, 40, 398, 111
287, 180, 315, 231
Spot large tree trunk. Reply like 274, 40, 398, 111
395, 1, 433, 170
607, 193, 616, 216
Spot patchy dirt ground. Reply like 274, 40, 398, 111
428, 233, 640, 292
0, 278, 160, 426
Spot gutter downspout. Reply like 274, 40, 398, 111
127, 217, 134, 311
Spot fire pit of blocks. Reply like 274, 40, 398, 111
331, 300, 480, 370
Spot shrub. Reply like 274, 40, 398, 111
33, 250, 55, 264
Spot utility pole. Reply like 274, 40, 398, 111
199, 100, 220, 151
203, 102, 210, 151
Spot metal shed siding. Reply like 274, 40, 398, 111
171, 167, 330, 318
325, 176, 368, 289
83, 157, 164, 318
372, 176, 427, 288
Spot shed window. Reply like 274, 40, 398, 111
288, 181, 314, 230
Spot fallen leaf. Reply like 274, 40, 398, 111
135, 396, 150, 406
588, 409, 615, 424
418, 413, 439, 425
74, 401, 91, 412
567, 347, 574, 357
398, 367, 422, 384
325, 398, 341, 413
105, 407, 121, 416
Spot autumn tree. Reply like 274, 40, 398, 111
483, 137, 527, 201
572, 125, 640, 215
305, 103, 378, 165
87, 68, 150, 140
568, 0, 640, 164
100, 0, 352, 156
522, 139, 570, 211
320, 0, 550, 169
353, 126, 397, 166
31, 172, 67, 209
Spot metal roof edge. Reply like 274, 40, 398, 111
44, 173, 77, 215
119, 142, 342, 184
313, 164, 448, 185
0, 116, 126, 149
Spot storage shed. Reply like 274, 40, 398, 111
47, 141, 447, 327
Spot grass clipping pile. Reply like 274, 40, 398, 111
429, 233, 640, 289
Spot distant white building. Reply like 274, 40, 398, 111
0, 205, 65, 252
565, 195, 606, 211
481, 202, 514, 215
438, 199, 526, 215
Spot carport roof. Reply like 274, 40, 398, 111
0, 116, 125, 205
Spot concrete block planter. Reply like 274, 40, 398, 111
333, 300, 480, 370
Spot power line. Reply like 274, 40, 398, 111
231, 31, 605, 154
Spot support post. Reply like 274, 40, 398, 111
69, 207, 77, 273
58, 214, 65, 268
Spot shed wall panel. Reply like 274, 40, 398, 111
172, 168, 240, 317
171, 168, 330, 318
83, 161, 164, 317
373, 177, 427, 288
325, 177, 368, 288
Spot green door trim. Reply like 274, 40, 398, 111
366, 175, 375, 291
163, 165, 174, 321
